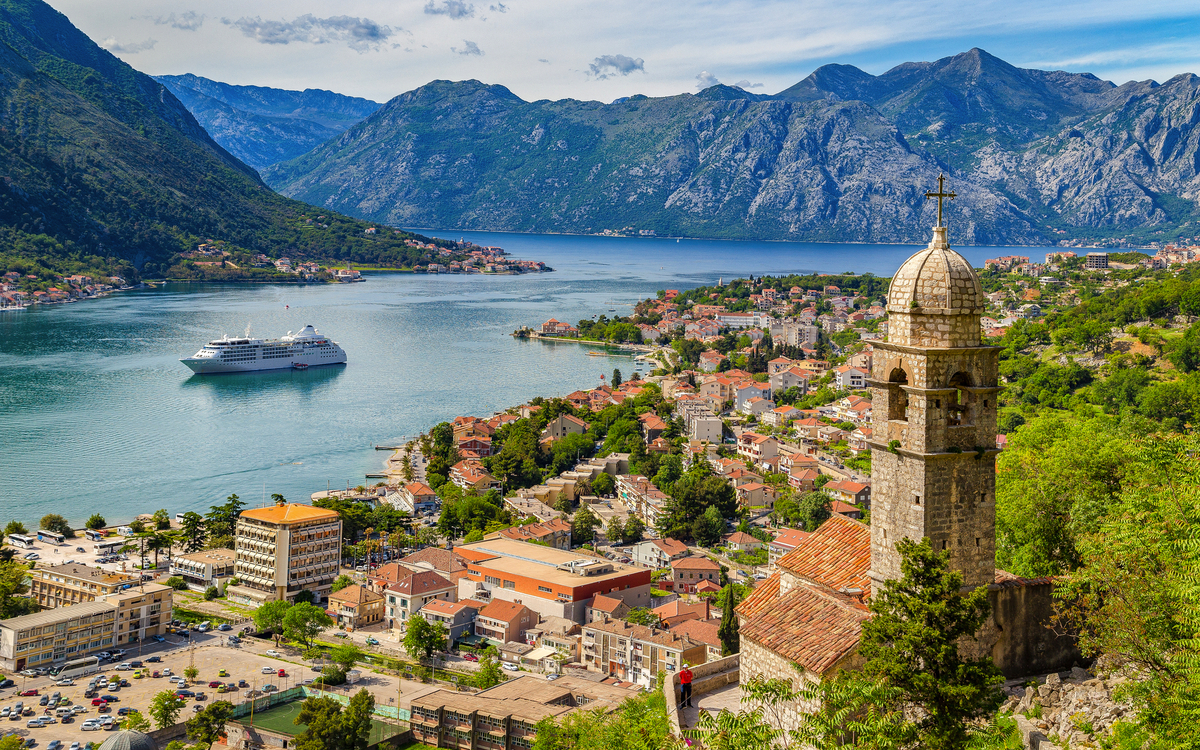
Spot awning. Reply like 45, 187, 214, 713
455, 634, 488, 646
523, 647, 556, 662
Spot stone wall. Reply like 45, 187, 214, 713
663, 654, 741, 735
1001, 665, 1134, 750
986, 581, 1080, 678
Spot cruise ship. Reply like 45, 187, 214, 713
180, 325, 347, 374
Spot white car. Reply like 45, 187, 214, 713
501, 663, 519, 672
261, 667, 274, 674
265, 650, 280, 658
81, 722, 102, 732
115, 663, 132, 671
55, 679, 74, 686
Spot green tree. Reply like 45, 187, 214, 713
474, 647, 505, 690
572, 505, 601, 544
283, 602, 333, 650
179, 511, 207, 552
592, 473, 616, 496
253, 599, 293, 639
717, 584, 739, 656
1053, 432, 1200, 747
331, 574, 354, 592
859, 538, 1003, 750
621, 516, 645, 545
204, 494, 245, 545
343, 689, 376, 750
184, 664, 199, 681
464, 529, 484, 543
185, 700, 234, 748
149, 689, 185, 729
995, 411, 1131, 577
165, 576, 188, 591
403, 614, 447, 662
39, 513, 73, 537
605, 516, 624, 544
3, 521, 26, 536
612, 368, 623, 387
691, 505, 725, 546
294, 696, 345, 750
121, 711, 151, 732
0, 735, 24, 750
533, 677, 675, 750
151, 509, 171, 530
330, 643, 365, 673
0, 560, 34, 619
85, 514, 107, 530
625, 607, 661, 627
774, 491, 832, 532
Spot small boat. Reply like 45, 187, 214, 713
292, 362, 309, 370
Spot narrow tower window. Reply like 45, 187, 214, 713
889, 367, 909, 422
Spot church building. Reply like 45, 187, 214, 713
737, 184, 1078, 731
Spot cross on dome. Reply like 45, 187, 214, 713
924, 174, 957, 228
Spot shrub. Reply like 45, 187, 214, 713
203, 586, 218, 601
166, 576, 188, 591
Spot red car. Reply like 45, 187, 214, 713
91, 698, 107, 706
208, 681, 222, 688
277, 669, 286, 677
461, 653, 479, 662
18, 690, 37, 697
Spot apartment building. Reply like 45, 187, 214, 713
385, 570, 456, 631
410, 675, 636, 750
103, 583, 172, 645
29, 564, 138, 609
616, 475, 670, 528
417, 599, 482, 642
474, 600, 537, 644
226, 502, 342, 607
581, 619, 708, 687
455, 538, 652, 623
169, 548, 236, 592
0, 601, 116, 672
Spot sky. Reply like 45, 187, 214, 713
48, 0, 1200, 104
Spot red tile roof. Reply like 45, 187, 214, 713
775, 514, 871, 595
652, 538, 690, 557
737, 573, 781, 620
589, 594, 627, 613
724, 531, 760, 545
739, 583, 868, 674
670, 618, 721, 647
671, 556, 720, 571
770, 528, 811, 549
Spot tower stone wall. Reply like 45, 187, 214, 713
867, 225, 1001, 595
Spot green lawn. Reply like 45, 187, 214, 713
239, 700, 407, 745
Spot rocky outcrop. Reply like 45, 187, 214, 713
257, 49, 1200, 245
1001, 665, 1137, 749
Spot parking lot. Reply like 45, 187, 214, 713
10, 536, 161, 580
1, 636, 439, 748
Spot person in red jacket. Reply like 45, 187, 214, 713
679, 663, 694, 708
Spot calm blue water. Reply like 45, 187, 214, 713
0, 232, 1039, 526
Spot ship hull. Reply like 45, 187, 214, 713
180, 358, 346, 374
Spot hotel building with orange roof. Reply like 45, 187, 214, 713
226, 502, 342, 607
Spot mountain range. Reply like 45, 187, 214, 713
0, 0, 430, 281
257, 49, 1200, 246
153, 75, 381, 170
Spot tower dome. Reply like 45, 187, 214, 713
97, 731, 158, 750
885, 226, 984, 348
886, 227, 984, 313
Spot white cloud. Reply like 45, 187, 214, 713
733, 79, 764, 89
223, 14, 396, 52
452, 40, 484, 56
151, 11, 204, 31
46, 0, 1200, 103
589, 54, 645, 79
695, 70, 719, 90
424, 1, 475, 20
101, 37, 157, 53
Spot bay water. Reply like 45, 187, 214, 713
0, 232, 1037, 526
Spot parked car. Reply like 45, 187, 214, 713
260, 667, 274, 675
461, 653, 479, 662
18, 691, 37, 698
502, 663, 519, 672
277, 669, 286, 678
116, 708, 138, 716
264, 650, 280, 658
146, 657, 161, 663
237, 680, 249, 688
217, 624, 232, 632
80, 721, 102, 732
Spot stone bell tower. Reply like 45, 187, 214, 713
866, 180, 1000, 597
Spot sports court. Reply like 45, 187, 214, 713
238, 700, 407, 745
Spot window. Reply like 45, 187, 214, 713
503, 580, 516, 590
888, 367, 909, 422
485, 576, 500, 586
538, 586, 551, 593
